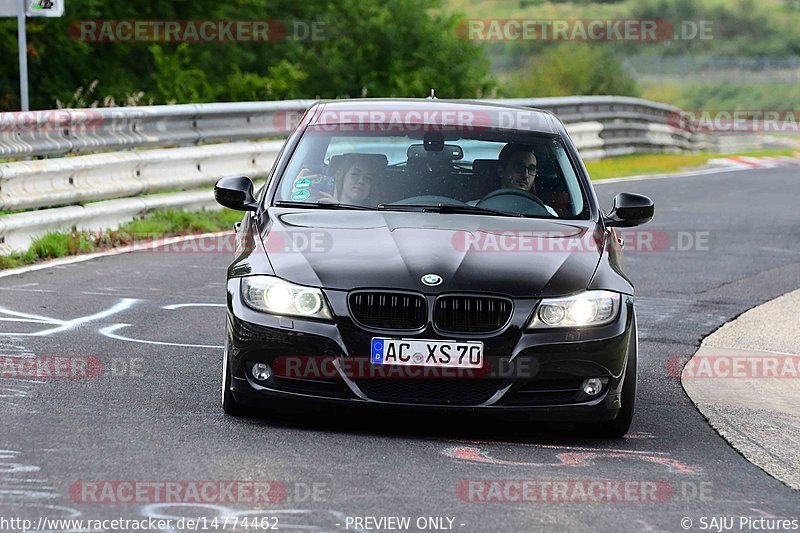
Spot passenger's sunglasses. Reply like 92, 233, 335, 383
510, 161, 537, 175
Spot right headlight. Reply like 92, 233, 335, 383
527, 290, 620, 329
241, 276, 332, 320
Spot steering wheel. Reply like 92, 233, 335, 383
476, 188, 548, 209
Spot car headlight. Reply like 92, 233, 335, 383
241, 276, 332, 320
527, 290, 620, 329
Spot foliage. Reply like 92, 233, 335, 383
503, 43, 639, 98
627, 0, 800, 58
0, 0, 492, 110
3, 0, 799, 114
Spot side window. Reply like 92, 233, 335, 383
277, 134, 332, 200
258, 144, 286, 202
552, 142, 585, 217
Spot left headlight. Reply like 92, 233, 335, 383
241, 276, 332, 320
527, 290, 620, 329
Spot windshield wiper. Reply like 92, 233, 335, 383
273, 200, 371, 210
378, 203, 524, 217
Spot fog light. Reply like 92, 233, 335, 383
582, 378, 604, 396
252, 363, 271, 381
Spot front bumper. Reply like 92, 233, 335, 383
226, 279, 634, 420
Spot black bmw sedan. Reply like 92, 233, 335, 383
215, 99, 654, 437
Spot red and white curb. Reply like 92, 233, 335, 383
707, 155, 800, 169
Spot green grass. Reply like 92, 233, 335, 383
0, 207, 244, 270
641, 81, 800, 111
121, 208, 243, 235
585, 148, 797, 180
0, 251, 34, 269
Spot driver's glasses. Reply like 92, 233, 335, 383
511, 161, 537, 175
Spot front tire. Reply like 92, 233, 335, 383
593, 314, 638, 437
221, 343, 248, 417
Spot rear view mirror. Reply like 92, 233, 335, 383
407, 144, 464, 160
214, 176, 258, 211
605, 193, 654, 227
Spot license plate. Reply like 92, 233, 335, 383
370, 338, 483, 368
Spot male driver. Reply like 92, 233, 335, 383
496, 144, 557, 216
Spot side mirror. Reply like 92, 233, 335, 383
215, 176, 258, 211
605, 193, 654, 227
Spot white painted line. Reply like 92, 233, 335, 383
0, 308, 64, 325
33, 299, 139, 337
0, 287, 55, 293
162, 303, 227, 310
0, 298, 139, 337
759, 246, 800, 256
99, 323, 223, 349
0, 318, 57, 324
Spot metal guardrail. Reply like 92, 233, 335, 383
0, 100, 316, 158
0, 96, 711, 254
0, 96, 705, 158
0, 141, 284, 211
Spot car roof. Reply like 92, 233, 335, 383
308, 98, 560, 135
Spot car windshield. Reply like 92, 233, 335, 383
273, 126, 588, 219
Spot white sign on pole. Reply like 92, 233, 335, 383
1, 0, 65, 110
1, 0, 64, 18
26, 0, 63, 17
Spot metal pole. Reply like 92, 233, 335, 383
17, 0, 29, 111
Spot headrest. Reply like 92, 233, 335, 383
472, 159, 499, 181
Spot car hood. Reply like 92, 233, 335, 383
261, 209, 603, 297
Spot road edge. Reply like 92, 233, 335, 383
682, 289, 800, 490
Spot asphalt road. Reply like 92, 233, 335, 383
1, 166, 799, 533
